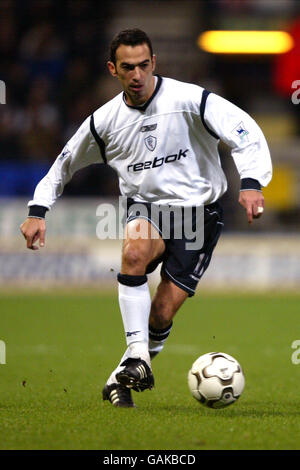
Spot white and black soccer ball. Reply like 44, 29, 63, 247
188, 352, 245, 408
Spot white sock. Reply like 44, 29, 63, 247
119, 281, 150, 350
106, 280, 151, 385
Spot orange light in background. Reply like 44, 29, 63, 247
198, 31, 294, 54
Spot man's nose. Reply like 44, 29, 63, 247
133, 66, 141, 81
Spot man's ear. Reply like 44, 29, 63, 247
151, 54, 156, 73
107, 61, 117, 77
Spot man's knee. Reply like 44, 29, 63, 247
122, 241, 152, 274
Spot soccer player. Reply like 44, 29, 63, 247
20, 29, 272, 408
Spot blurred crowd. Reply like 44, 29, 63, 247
0, 0, 119, 196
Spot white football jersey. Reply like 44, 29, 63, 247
28, 76, 272, 209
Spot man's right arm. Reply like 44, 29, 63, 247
21, 114, 105, 250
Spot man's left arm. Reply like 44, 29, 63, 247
203, 92, 272, 223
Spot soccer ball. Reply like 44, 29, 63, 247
187, 352, 245, 408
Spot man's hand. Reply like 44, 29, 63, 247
20, 218, 46, 250
239, 190, 264, 224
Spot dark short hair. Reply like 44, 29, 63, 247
109, 28, 153, 65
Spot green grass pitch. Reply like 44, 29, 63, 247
0, 289, 300, 450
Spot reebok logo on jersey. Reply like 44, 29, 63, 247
140, 124, 157, 132
127, 148, 189, 172
126, 330, 141, 337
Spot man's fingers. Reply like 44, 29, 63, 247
239, 190, 264, 223
26, 235, 36, 250
246, 205, 253, 224
256, 206, 264, 217
247, 203, 264, 223
25, 230, 45, 250
39, 230, 45, 247
253, 205, 264, 219
32, 233, 40, 245
29, 244, 39, 251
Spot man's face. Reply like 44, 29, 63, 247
107, 43, 156, 106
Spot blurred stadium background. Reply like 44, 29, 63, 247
1, 0, 300, 291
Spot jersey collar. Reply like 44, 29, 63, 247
123, 75, 162, 112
